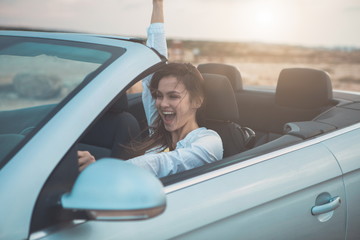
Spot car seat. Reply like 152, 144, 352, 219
275, 68, 333, 109
199, 73, 255, 157
197, 63, 243, 91
255, 67, 335, 146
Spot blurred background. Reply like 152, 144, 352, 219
1, 0, 360, 91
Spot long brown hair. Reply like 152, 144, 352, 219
127, 62, 205, 157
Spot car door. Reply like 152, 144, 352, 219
323, 124, 360, 240
39, 141, 346, 240
160, 143, 346, 240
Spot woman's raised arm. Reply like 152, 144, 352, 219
143, 0, 167, 127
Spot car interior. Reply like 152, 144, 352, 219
160, 63, 360, 184
78, 93, 141, 160
2, 63, 360, 172
2, 62, 360, 234
92, 63, 359, 183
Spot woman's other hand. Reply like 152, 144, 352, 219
151, 0, 164, 23
78, 150, 95, 171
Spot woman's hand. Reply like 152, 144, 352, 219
151, 0, 164, 23
153, 0, 163, 4
78, 150, 95, 171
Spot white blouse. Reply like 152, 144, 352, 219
128, 23, 223, 178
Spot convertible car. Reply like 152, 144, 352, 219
0, 31, 359, 240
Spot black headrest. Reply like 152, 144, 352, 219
109, 93, 128, 113
199, 73, 240, 123
275, 68, 333, 109
197, 63, 243, 91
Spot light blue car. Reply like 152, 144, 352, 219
0, 31, 359, 240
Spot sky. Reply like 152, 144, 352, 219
1, 0, 360, 48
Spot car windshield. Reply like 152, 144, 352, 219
0, 35, 125, 166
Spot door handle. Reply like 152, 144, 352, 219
311, 196, 341, 215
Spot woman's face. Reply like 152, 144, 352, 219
155, 76, 199, 133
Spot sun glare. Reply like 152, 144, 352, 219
254, 8, 276, 28
232, 1, 293, 43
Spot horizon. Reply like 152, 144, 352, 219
1, 0, 360, 48
1, 25, 358, 51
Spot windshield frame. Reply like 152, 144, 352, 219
0, 35, 127, 169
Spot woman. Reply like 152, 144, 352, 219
78, 0, 223, 178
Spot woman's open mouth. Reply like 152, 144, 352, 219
162, 111, 176, 124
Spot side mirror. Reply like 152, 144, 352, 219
61, 158, 166, 221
